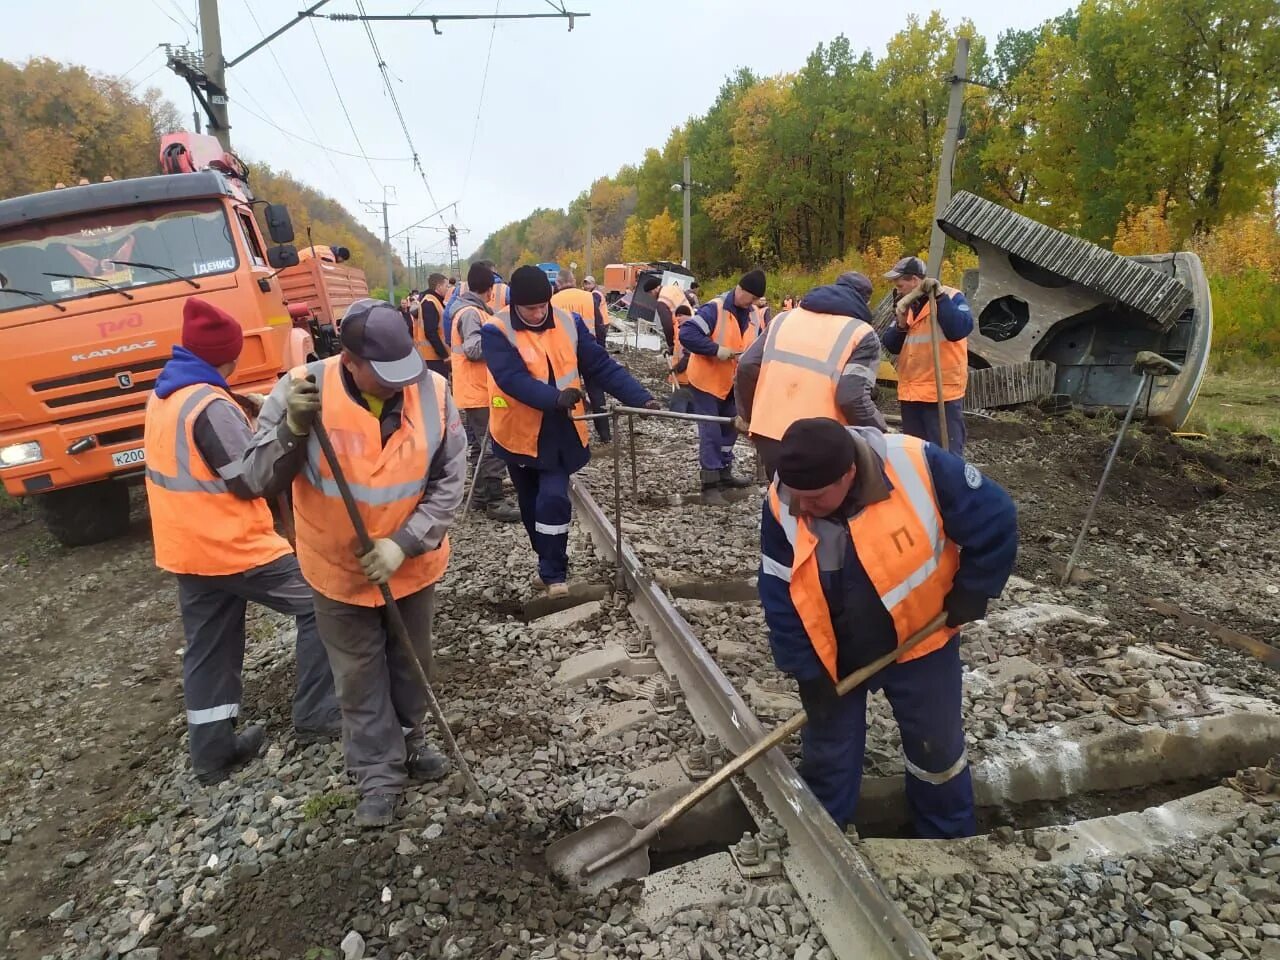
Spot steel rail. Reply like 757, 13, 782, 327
568, 480, 934, 960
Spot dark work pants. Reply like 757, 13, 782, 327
688, 386, 737, 471
800, 637, 974, 839
177, 554, 339, 776
425, 359, 450, 380
312, 586, 436, 796
507, 463, 572, 584
899, 399, 966, 455
462, 406, 507, 503
586, 381, 612, 443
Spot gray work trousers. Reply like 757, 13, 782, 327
462, 406, 507, 503
312, 585, 437, 797
177, 554, 340, 776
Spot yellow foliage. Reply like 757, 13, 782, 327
1190, 209, 1280, 282
645, 210, 681, 262
1113, 193, 1181, 255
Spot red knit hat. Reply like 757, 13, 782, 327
182, 298, 243, 367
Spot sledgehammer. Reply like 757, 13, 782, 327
311, 416, 484, 803
1061, 351, 1182, 586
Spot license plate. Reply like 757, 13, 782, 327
111, 447, 145, 467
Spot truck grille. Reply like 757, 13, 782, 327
32, 358, 166, 418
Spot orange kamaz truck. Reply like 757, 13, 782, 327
0, 133, 362, 545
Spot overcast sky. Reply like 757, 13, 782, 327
4, 0, 1072, 260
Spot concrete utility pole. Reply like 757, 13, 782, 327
382, 193, 394, 300
584, 203, 593, 278
198, 0, 231, 150
681, 155, 692, 270
926, 36, 970, 281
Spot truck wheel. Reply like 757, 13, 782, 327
37, 481, 131, 547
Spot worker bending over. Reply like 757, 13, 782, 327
451, 262, 520, 522
736, 271, 886, 477
552, 269, 612, 443
482, 266, 657, 598
880, 256, 973, 454
144, 299, 340, 785
759, 417, 1016, 838
680, 270, 766, 504
243, 300, 466, 828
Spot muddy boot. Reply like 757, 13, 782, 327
355, 794, 397, 829
700, 470, 728, 506
719, 467, 754, 489
485, 499, 521, 523
406, 743, 450, 782
531, 571, 547, 591
196, 724, 266, 786
546, 582, 570, 599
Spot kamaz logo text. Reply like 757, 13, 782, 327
96, 313, 143, 339
71, 340, 157, 363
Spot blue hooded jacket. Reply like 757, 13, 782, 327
798, 275, 874, 324
153, 346, 231, 399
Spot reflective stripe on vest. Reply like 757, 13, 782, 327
766, 431, 958, 680
291, 358, 450, 605
897, 285, 967, 403
489, 282, 509, 311
450, 303, 491, 409
485, 306, 589, 456
143, 383, 290, 576
749, 308, 873, 441
591, 288, 610, 326
551, 288, 598, 330
685, 297, 744, 400
415, 293, 446, 362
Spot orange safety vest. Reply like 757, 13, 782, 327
744, 305, 769, 349
414, 293, 447, 362
896, 285, 968, 403
144, 383, 291, 576
290, 357, 451, 606
450, 301, 491, 410
485, 306, 589, 457
590, 288, 610, 327
655, 285, 691, 387
489, 282, 510, 311
766, 432, 959, 681
749, 307, 874, 441
551, 287, 598, 329
685, 297, 745, 400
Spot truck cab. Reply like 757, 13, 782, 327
0, 135, 303, 545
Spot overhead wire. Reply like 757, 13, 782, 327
460, 0, 501, 204
352, 0, 447, 226
147, 0, 191, 44
307, 16, 385, 189
232, 99, 416, 162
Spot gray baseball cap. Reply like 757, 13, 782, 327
884, 256, 927, 279
340, 298, 425, 389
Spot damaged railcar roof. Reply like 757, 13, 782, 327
939, 191, 1193, 329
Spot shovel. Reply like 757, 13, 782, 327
309, 414, 484, 803
546, 612, 948, 893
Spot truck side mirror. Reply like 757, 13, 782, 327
267, 244, 300, 269
265, 204, 295, 244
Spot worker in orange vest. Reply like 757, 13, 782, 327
414, 273, 451, 379
143, 298, 339, 785
583, 275, 610, 344
242, 300, 467, 828
880, 256, 973, 454
679, 270, 766, 504
759, 417, 1016, 837
736, 271, 887, 476
482, 266, 658, 597
451, 262, 520, 523
552, 269, 612, 443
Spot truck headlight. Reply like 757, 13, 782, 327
0, 441, 42, 467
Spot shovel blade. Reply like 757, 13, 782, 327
545, 815, 651, 895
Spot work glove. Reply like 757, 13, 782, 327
716, 346, 735, 362
894, 286, 925, 319
643, 399, 661, 410
944, 588, 989, 628
556, 387, 585, 411
285, 375, 321, 437
920, 277, 943, 297
797, 673, 840, 726
359, 538, 406, 585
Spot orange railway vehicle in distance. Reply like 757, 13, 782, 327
0, 132, 358, 546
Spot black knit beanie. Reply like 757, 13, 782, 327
739, 269, 766, 297
510, 265, 553, 306
776, 418, 857, 490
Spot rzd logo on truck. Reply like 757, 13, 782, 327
70, 340, 157, 363
96, 313, 143, 339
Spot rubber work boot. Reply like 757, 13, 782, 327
484, 499, 521, 523
406, 743, 450, 782
196, 724, 266, 786
294, 723, 342, 744
719, 467, 754, 489
699, 469, 728, 506
355, 793, 397, 829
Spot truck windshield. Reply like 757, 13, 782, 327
0, 203, 238, 314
